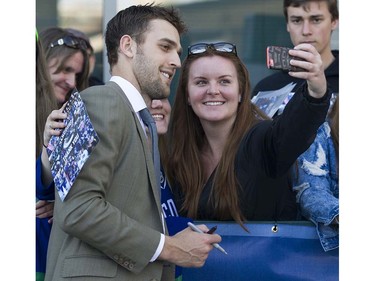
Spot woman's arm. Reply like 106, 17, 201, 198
41, 105, 67, 185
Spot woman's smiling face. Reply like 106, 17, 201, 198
48, 51, 84, 105
187, 55, 241, 124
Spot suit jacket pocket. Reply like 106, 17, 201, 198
61, 255, 117, 278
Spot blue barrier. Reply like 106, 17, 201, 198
181, 221, 338, 281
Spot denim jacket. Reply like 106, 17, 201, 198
292, 122, 339, 251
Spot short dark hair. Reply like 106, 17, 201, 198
283, 0, 339, 22
105, 3, 187, 67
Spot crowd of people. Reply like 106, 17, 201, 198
36, 0, 339, 280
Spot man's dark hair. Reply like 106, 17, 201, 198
283, 0, 339, 22
105, 3, 187, 67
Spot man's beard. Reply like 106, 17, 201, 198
133, 52, 170, 100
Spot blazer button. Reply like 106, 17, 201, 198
123, 261, 129, 266
129, 263, 134, 269
113, 255, 119, 261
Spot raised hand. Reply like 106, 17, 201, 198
288, 43, 327, 98
43, 103, 68, 148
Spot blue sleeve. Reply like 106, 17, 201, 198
36, 154, 55, 201
291, 123, 339, 251
160, 169, 179, 219
292, 122, 339, 224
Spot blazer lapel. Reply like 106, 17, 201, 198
109, 81, 164, 229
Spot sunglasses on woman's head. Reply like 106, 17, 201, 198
187, 42, 237, 56
49, 36, 88, 50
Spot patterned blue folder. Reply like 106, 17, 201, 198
47, 89, 99, 201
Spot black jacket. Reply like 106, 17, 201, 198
173, 83, 332, 221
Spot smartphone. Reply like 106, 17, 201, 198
266, 46, 305, 72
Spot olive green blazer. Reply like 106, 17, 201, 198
45, 82, 174, 281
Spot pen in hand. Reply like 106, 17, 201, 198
206, 225, 217, 234
187, 222, 228, 255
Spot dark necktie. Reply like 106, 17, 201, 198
139, 108, 161, 187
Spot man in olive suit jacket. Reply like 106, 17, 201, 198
45, 4, 221, 281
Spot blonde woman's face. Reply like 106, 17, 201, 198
48, 51, 84, 105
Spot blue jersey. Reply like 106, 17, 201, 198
160, 169, 179, 219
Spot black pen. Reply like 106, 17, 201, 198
187, 222, 228, 255
206, 225, 217, 234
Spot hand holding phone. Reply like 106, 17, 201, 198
266, 46, 305, 72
